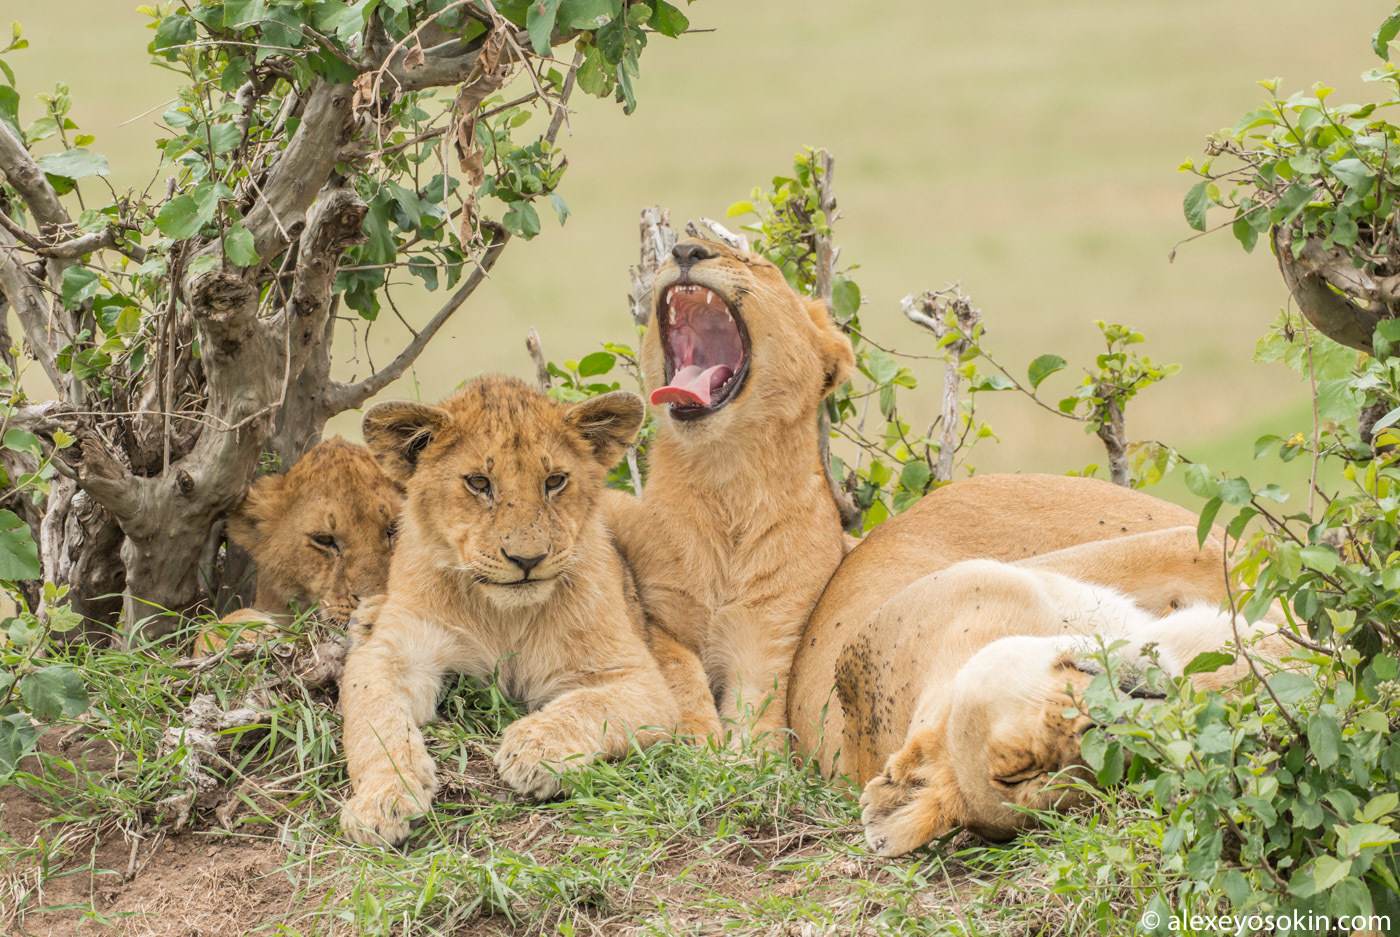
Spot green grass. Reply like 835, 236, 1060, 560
1, 622, 1195, 936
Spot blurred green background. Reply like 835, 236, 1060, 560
4, 1, 1383, 507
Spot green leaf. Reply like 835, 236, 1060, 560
1183, 650, 1234, 676
1376, 10, 1400, 59
223, 221, 259, 267
34, 148, 109, 181
1311, 855, 1351, 891
1183, 463, 1218, 499
2, 429, 38, 455
0, 507, 36, 579
726, 200, 754, 218
156, 194, 210, 240
1218, 476, 1252, 506
557, 0, 618, 30
19, 665, 89, 721
204, 122, 242, 155
526, 0, 562, 56
0, 713, 38, 778
1027, 354, 1066, 389
1183, 180, 1209, 231
1299, 543, 1338, 574
626, 2, 653, 26
1271, 183, 1312, 224
898, 460, 931, 494
1267, 670, 1316, 707
550, 193, 571, 225
60, 266, 100, 310
577, 351, 616, 377
648, 0, 688, 37
831, 278, 861, 319
407, 256, 439, 291
152, 13, 196, 57
503, 201, 541, 240
1331, 157, 1375, 194
1196, 497, 1222, 546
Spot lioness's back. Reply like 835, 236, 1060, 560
788, 473, 1200, 763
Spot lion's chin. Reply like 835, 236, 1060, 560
478, 578, 557, 610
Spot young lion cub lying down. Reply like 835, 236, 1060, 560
339, 376, 679, 846
849, 529, 1291, 856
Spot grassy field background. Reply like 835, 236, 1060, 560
6, 0, 1383, 499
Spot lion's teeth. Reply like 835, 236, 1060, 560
706, 291, 713, 305
669, 308, 676, 324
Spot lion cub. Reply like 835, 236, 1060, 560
339, 376, 680, 846
195, 438, 402, 655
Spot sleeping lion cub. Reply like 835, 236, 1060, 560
339, 376, 679, 846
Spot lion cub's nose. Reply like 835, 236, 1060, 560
503, 550, 546, 577
672, 241, 716, 266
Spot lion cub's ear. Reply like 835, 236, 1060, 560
225, 473, 287, 550
566, 391, 645, 467
362, 400, 452, 484
806, 299, 856, 397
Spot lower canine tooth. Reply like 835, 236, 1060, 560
669, 308, 676, 324
706, 291, 713, 305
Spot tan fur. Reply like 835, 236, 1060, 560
786, 474, 1291, 855
338, 377, 679, 846
195, 439, 402, 655
606, 238, 855, 744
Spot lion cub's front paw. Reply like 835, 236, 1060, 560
339, 780, 432, 847
493, 717, 590, 800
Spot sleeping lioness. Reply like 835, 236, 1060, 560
788, 474, 1290, 854
195, 438, 402, 655
606, 237, 855, 744
339, 377, 679, 846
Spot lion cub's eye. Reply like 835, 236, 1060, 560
311, 533, 338, 551
465, 474, 492, 496
385, 521, 399, 544
545, 473, 568, 493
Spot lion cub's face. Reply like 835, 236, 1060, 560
227, 438, 403, 624
363, 377, 644, 611
643, 238, 854, 438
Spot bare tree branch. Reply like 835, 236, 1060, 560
904, 287, 981, 484
630, 206, 675, 326
0, 121, 71, 233
526, 326, 551, 391
0, 227, 65, 390
1274, 225, 1385, 354
327, 228, 510, 412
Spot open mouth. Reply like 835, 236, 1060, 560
652, 283, 750, 420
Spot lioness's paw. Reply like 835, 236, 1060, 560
339, 782, 431, 847
493, 719, 589, 800
859, 774, 926, 857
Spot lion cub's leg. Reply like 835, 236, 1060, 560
494, 656, 680, 799
648, 628, 723, 743
711, 599, 809, 750
339, 613, 456, 846
192, 607, 288, 657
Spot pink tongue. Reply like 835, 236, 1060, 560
651, 364, 734, 407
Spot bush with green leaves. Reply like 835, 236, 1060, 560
1038, 6, 1400, 926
